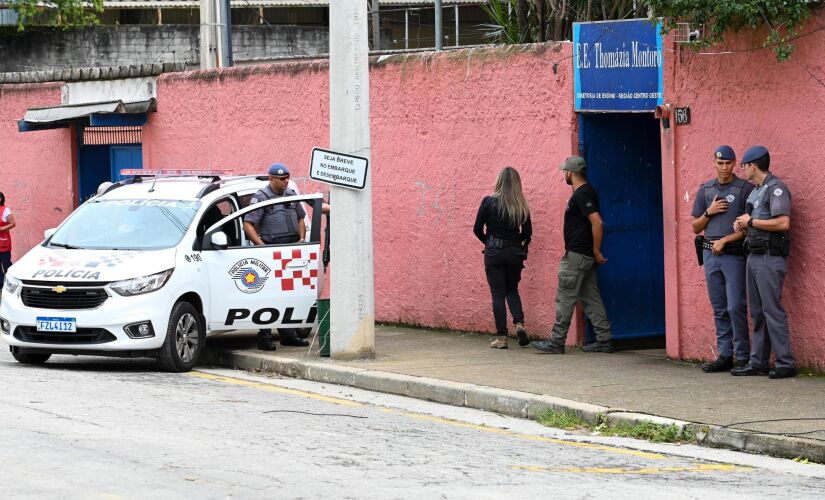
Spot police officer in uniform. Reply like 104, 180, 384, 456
691, 146, 754, 372
732, 146, 796, 379
243, 163, 309, 350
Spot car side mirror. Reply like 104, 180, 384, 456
210, 231, 228, 250
44, 228, 57, 239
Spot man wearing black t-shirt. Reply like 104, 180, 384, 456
532, 156, 613, 354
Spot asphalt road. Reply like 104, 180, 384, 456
1, 350, 824, 499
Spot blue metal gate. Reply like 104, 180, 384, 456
579, 113, 665, 340
78, 144, 142, 202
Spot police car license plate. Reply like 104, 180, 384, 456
36, 317, 77, 333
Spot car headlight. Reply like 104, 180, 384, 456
3, 275, 21, 294
110, 269, 173, 296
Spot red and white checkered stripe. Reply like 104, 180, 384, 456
272, 248, 319, 292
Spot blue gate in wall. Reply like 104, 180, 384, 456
78, 144, 142, 202
579, 114, 665, 341
572, 19, 666, 341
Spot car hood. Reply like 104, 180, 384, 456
11, 246, 177, 283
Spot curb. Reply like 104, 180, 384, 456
203, 348, 825, 463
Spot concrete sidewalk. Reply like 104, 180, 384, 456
204, 325, 825, 462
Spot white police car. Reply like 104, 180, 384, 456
0, 170, 325, 372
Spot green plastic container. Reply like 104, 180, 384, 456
318, 298, 330, 357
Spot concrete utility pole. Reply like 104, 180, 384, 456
328, 0, 375, 358
200, 0, 232, 68
200, 0, 217, 69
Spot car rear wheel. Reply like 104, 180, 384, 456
157, 302, 204, 372
11, 350, 51, 365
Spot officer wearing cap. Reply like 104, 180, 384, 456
532, 156, 613, 354
691, 145, 755, 372
243, 163, 309, 350
731, 146, 795, 378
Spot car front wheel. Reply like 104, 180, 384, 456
11, 349, 51, 365
157, 302, 204, 372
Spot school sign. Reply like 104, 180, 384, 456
573, 19, 664, 112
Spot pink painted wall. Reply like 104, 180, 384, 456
663, 10, 825, 369
0, 83, 75, 261
143, 44, 577, 337
370, 46, 575, 333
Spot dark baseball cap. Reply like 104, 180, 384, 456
559, 156, 587, 173
714, 145, 736, 161
741, 145, 769, 164
268, 163, 290, 177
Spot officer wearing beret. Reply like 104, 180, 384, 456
243, 163, 309, 350
691, 146, 754, 372
732, 146, 796, 379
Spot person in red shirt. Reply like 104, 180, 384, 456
0, 192, 16, 286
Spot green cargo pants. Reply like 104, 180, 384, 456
550, 251, 612, 344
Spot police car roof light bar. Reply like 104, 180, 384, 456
195, 175, 269, 199
120, 169, 235, 179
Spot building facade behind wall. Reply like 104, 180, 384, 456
0, 1, 488, 72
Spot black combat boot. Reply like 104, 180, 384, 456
257, 330, 277, 351
701, 355, 733, 373
279, 328, 309, 347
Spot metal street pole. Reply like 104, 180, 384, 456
434, 0, 443, 50
328, 0, 375, 359
371, 0, 380, 51
220, 0, 233, 66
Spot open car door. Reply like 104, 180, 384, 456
200, 194, 324, 332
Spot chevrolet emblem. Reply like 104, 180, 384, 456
52, 285, 67, 294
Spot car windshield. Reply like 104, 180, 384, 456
48, 199, 201, 250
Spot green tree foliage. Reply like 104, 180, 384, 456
645, 0, 822, 61
10, 0, 103, 31
480, 0, 648, 44
480, 0, 822, 61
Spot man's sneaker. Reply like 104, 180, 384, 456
730, 364, 769, 376
769, 367, 797, 379
515, 324, 530, 347
582, 341, 613, 353
490, 337, 508, 349
701, 355, 733, 373
531, 339, 565, 354
734, 358, 748, 368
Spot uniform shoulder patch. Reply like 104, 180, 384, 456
774, 188, 783, 196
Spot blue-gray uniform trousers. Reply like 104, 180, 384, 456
747, 253, 795, 369
703, 250, 749, 361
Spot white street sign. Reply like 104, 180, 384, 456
309, 147, 369, 190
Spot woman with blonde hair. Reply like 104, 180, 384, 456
473, 167, 532, 348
